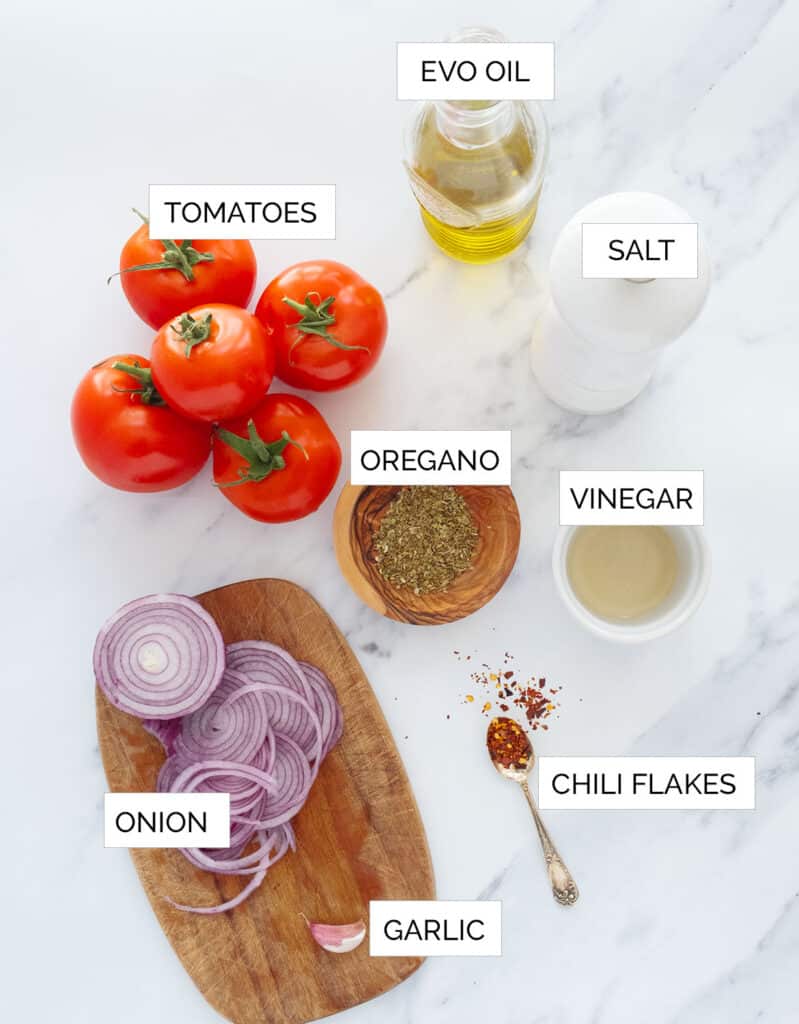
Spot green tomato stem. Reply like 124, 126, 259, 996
281, 292, 370, 363
107, 209, 215, 284
215, 423, 308, 487
171, 312, 214, 357
110, 360, 166, 406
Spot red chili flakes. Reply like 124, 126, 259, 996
458, 657, 562, 728
487, 717, 531, 769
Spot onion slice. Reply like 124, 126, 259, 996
300, 662, 343, 757
94, 594, 224, 719
181, 824, 293, 876
225, 642, 319, 755
174, 668, 272, 765
141, 717, 180, 754
166, 866, 268, 915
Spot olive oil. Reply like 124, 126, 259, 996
404, 29, 549, 264
566, 526, 678, 622
408, 100, 543, 263
419, 200, 540, 264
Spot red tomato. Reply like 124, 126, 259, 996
71, 355, 211, 492
115, 213, 257, 329
213, 394, 341, 522
254, 260, 387, 391
150, 304, 275, 423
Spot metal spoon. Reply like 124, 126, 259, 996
487, 717, 579, 906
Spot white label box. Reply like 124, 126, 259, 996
148, 184, 335, 240
105, 793, 230, 848
559, 470, 704, 525
538, 757, 755, 810
581, 222, 699, 278
351, 430, 511, 486
397, 42, 555, 100
369, 900, 502, 956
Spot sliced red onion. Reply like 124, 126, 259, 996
218, 820, 258, 859
220, 681, 323, 773
98, 596, 345, 914
156, 755, 192, 794
225, 641, 319, 755
159, 745, 273, 810
234, 734, 313, 829
174, 668, 272, 765
204, 740, 272, 793
166, 866, 268, 915
299, 662, 343, 757
94, 595, 224, 719
169, 759, 278, 821
168, 823, 295, 911
182, 824, 293, 876
142, 717, 181, 754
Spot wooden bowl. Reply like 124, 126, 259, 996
333, 484, 521, 625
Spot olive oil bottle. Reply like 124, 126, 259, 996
404, 29, 549, 264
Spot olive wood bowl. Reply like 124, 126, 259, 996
333, 483, 521, 625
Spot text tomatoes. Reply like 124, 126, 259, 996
254, 260, 387, 391
71, 355, 211, 492
116, 214, 257, 329
213, 394, 341, 522
150, 304, 275, 423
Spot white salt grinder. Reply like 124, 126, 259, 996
530, 192, 711, 414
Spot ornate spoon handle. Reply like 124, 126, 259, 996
520, 779, 579, 906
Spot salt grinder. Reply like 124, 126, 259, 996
530, 191, 711, 414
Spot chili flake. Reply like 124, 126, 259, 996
486, 717, 531, 770
455, 651, 563, 729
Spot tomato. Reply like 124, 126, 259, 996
71, 355, 211, 492
150, 304, 275, 423
213, 394, 341, 522
254, 260, 387, 391
115, 213, 257, 329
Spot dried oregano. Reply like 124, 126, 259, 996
372, 486, 479, 595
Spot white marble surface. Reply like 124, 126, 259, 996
3, 0, 798, 1021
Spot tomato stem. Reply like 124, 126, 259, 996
214, 422, 308, 487
107, 209, 215, 284
111, 360, 166, 406
171, 312, 214, 357
282, 293, 370, 363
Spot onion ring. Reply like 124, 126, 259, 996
94, 594, 224, 719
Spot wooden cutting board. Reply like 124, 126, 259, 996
96, 578, 435, 1024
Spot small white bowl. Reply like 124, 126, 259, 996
552, 524, 711, 643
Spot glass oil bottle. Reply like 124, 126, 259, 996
404, 28, 549, 264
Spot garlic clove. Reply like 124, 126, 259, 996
304, 917, 366, 953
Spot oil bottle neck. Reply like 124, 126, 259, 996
434, 99, 515, 149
